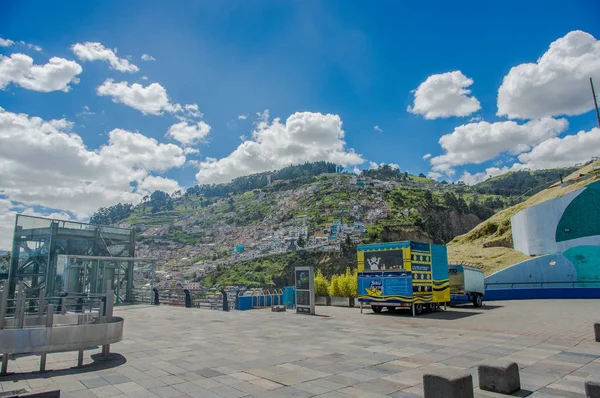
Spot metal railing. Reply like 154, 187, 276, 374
0, 280, 122, 375
148, 288, 237, 311
485, 281, 600, 289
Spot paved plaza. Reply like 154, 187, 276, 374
1, 299, 600, 398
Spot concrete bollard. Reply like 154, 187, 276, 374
478, 360, 520, 394
423, 368, 474, 398
586, 375, 600, 398
594, 322, 600, 342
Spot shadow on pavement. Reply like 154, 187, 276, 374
362, 304, 503, 320
0, 353, 126, 382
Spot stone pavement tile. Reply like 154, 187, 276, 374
113, 381, 145, 394
252, 386, 313, 398
172, 381, 205, 395
137, 377, 169, 389
353, 379, 409, 395
122, 391, 162, 398
63, 390, 98, 398
150, 386, 187, 398
320, 374, 362, 387
545, 377, 586, 396
144, 368, 172, 378
102, 374, 132, 385
191, 377, 223, 389
387, 391, 421, 398
314, 362, 363, 374
250, 377, 284, 390
386, 360, 424, 369
534, 387, 586, 398
230, 372, 259, 382
213, 374, 249, 386
400, 383, 423, 397
230, 381, 268, 395
25, 378, 55, 389
209, 385, 249, 398
310, 378, 348, 391
338, 387, 389, 397
53, 381, 88, 392
90, 385, 124, 397
293, 381, 334, 395
158, 375, 187, 386
82, 377, 111, 389
549, 353, 597, 365
315, 392, 354, 398
370, 363, 412, 375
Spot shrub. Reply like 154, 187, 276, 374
329, 275, 343, 297
330, 268, 358, 298
314, 270, 330, 297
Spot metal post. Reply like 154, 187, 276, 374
77, 315, 84, 367
0, 281, 7, 330
591, 77, 600, 129
102, 287, 114, 359
412, 303, 416, 317
60, 297, 67, 315
38, 288, 45, 316
360, 300, 363, 314
1, 352, 7, 375
40, 304, 54, 373
17, 282, 25, 329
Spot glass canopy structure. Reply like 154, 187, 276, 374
8, 215, 155, 303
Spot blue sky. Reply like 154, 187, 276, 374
0, 0, 599, 247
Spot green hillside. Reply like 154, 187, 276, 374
87, 161, 585, 287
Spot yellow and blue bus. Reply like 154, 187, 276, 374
357, 241, 450, 316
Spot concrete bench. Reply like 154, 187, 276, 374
594, 322, 600, 342
423, 368, 474, 398
586, 375, 600, 398
478, 360, 520, 394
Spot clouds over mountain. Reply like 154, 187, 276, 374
195, 111, 364, 184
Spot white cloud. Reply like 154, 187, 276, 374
183, 147, 200, 155
352, 166, 361, 175
141, 54, 155, 62
517, 127, 600, 169
430, 117, 568, 176
407, 71, 481, 119
137, 175, 181, 194
77, 105, 95, 117
458, 165, 525, 185
458, 127, 600, 185
0, 200, 78, 250
0, 53, 82, 92
72, 42, 139, 73
0, 37, 14, 47
422, 153, 432, 160
238, 114, 248, 120
369, 161, 379, 169
498, 30, 600, 119
0, 108, 185, 229
183, 104, 203, 119
166, 121, 211, 146
389, 163, 400, 170
373, 125, 383, 133
195, 111, 363, 183
97, 79, 182, 115
140, 76, 148, 80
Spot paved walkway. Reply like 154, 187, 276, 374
1, 299, 599, 398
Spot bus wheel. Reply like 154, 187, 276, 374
414, 304, 423, 315
473, 294, 483, 308
371, 305, 383, 313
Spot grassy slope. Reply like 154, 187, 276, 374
448, 160, 600, 275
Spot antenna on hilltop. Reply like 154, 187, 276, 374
590, 77, 600, 129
